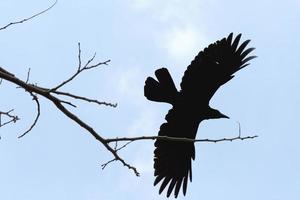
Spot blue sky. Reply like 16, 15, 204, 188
0, 0, 299, 199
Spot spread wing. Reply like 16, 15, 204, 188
180, 33, 256, 103
153, 107, 199, 198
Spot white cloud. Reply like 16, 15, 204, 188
114, 65, 163, 136
130, 0, 153, 9
128, 0, 202, 22
128, 0, 209, 61
162, 26, 206, 60
154, 1, 200, 23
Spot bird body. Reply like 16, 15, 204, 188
144, 33, 256, 198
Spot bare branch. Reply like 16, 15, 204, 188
101, 142, 139, 175
101, 128, 257, 175
50, 43, 110, 91
60, 100, 77, 108
116, 141, 134, 152
0, 109, 20, 128
53, 91, 117, 107
45, 93, 139, 176
0, 67, 15, 77
101, 158, 117, 170
18, 92, 40, 138
105, 134, 258, 144
0, 0, 57, 31
0, 65, 136, 175
83, 53, 97, 69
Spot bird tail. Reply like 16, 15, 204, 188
144, 68, 178, 105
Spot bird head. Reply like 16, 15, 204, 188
207, 108, 229, 119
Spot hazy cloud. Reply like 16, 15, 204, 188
161, 26, 206, 60
128, 0, 209, 61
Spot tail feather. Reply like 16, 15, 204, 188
144, 68, 178, 104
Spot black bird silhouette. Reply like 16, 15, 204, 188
144, 33, 256, 198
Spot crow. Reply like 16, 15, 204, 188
144, 33, 256, 198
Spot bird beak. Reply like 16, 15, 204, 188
220, 113, 229, 119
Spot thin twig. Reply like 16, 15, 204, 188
0, 0, 57, 31
101, 158, 117, 170
18, 92, 40, 138
78, 43, 82, 70
53, 91, 117, 107
51, 57, 110, 91
25, 68, 31, 83
237, 121, 241, 137
114, 141, 118, 150
60, 100, 77, 108
116, 141, 134, 152
83, 53, 97, 69
86, 59, 111, 69
0, 109, 20, 127
50, 43, 110, 91
101, 133, 257, 175
105, 135, 258, 143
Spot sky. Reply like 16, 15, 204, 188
0, 0, 300, 199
